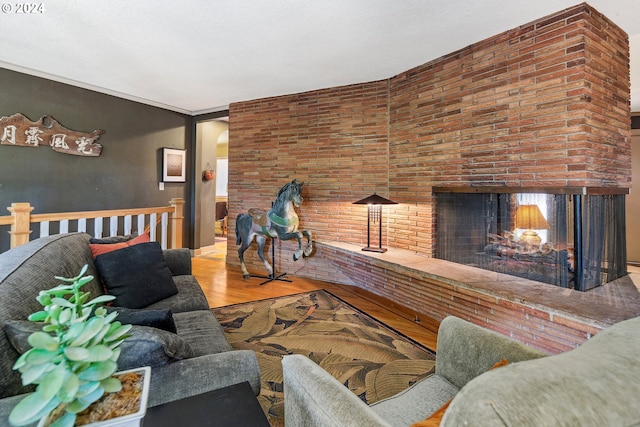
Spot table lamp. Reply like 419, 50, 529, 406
515, 204, 550, 246
353, 193, 398, 253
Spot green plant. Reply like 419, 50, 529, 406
9, 264, 132, 427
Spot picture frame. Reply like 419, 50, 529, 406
162, 148, 186, 182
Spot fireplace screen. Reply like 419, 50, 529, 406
435, 192, 627, 291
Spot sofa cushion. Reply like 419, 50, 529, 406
94, 242, 178, 309
173, 310, 233, 356
144, 275, 210, 313
410, 359, 509, 427
370, 374, 458, 427
105, 307, 177, 334
89, 233, 149, 257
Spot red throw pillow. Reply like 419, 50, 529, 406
89, 233, 150, 258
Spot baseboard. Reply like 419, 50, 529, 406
193, 244, 217, 256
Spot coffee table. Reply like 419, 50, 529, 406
143, 381, 270, 426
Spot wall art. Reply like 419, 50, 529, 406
0, 113, 104, 156
162, 148, 186, 182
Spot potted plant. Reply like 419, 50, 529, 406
8, 264, 148, 427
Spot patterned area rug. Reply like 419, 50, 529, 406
212, 290, 436, 427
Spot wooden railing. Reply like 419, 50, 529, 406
0, 198, 185, 253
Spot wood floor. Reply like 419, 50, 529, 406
192, 256, 439, 351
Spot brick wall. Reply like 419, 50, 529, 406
387, 3, 630, 253
227, 4, 630, 350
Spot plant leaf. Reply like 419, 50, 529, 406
70, 317, 105, 346
43, 284, 74, 295
77, 360, 117, 381
25, 348, 56, 365
62, 321, 85, 343
90, 323, 112, 346
75, 292, 91, 305
101, 376, 123, 393
86, 345, 113, 362
50, 298, 76, 309
28, 331, 58, 351
58, 308, 72, 324
76, 381, 100, 397
84, 295, 115, 307
8, 391, 58, 426
104, 323, 132, 343
36, 293, 52, 306
19, 360, 50, 385
38, 364, 65, 401
64, 347, 90, 361
110, 347, 121, 362
57, 372, 80, 403
28, 311, 48, 322
67, 386, 104, 413
12, 351, 29, 370
49, 412, 76, 427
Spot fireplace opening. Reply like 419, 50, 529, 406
435, 190, 627, 291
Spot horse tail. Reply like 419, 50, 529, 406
235, 214, 243, 245
236, 213, 253, 245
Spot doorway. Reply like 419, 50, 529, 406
194, 116, 228, 258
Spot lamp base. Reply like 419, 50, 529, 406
362, 247, 387, 253
520, 230, 542, 247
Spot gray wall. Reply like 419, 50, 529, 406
0, 68, 193, 250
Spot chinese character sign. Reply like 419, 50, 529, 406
0, 113, 104, 156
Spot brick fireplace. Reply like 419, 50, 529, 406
227, 4, 632, 352
434, 188, 628, 290
229, 3, 629, 272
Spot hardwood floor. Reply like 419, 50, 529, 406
192, 256, 439, 351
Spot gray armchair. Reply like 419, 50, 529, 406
283, 315, 640, 426
282, 316, 547, 426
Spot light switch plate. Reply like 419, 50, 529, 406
158, 182, 164, 191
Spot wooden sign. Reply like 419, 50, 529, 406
0, 113, 104, 156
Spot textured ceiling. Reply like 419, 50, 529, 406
1, 1, 639, 115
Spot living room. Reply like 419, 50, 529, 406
1, 2, 640, 426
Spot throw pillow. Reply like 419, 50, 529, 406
4, 320, 193, 370
3, 320, 40, 354
94, 241, 178, 309
117, 325, 194, 370
105, 306, 177, 334
89, 233, 139, 244
410, 359, 509, 427
89, 233, 150, 258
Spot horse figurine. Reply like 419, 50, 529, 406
235, 179, 313, 279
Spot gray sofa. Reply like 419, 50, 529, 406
283, 315, 640, 427
0, 232, 260, 423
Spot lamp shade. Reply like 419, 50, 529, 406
353, 193, 398, 205
515, 204, 550, 229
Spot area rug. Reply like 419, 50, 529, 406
212, 290, 436, 427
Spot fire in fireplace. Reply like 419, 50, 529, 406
435, 189, 627, 291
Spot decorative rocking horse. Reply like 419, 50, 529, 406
235, 179, 313, 279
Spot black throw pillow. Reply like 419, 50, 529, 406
105, 306, 177, 334
94, 241, 178, 309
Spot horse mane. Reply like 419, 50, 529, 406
272, 179, 301, 212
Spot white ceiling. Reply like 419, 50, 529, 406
1, 1, 640, 115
